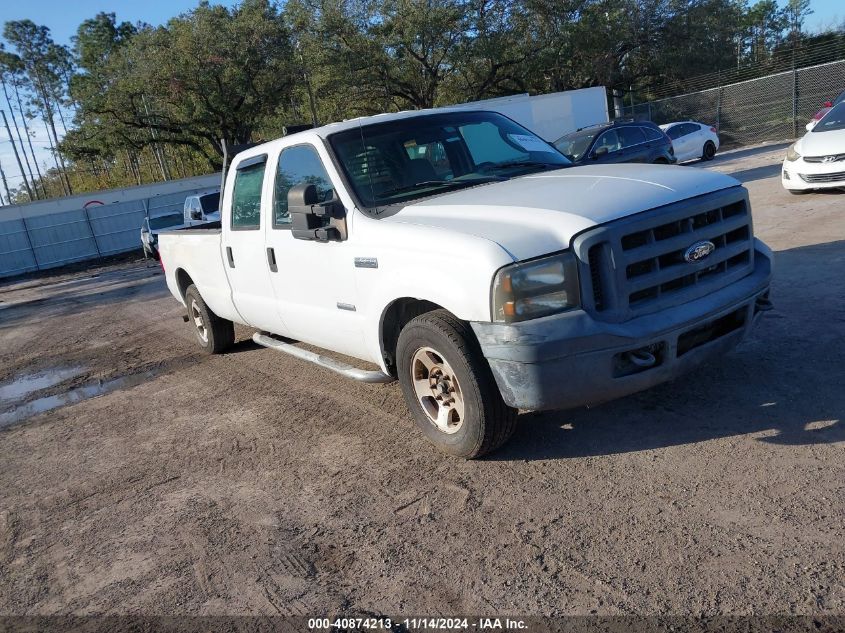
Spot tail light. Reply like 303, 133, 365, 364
710, 127, 717, 133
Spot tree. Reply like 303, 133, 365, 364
783, 0, 813, 46
3, 20, 73, 194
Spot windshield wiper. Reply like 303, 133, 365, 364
375, 177, 501, 200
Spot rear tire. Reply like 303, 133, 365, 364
396, 309, 517, 459
702, 141, 717, 161
185, 284, 234, 354
653, 158, 669, 164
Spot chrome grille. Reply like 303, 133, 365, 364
800, 171, 845, 183
803, 154, 845, 163
573, 189, 756, 322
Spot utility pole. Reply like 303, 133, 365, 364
2, 110, 33, 200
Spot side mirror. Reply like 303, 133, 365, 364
191, 210, 202, 220
592, 146, 609, 159
288, 183, 345, 242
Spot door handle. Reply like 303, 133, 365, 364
226, 246, 235, 268
266, 247, 278, 273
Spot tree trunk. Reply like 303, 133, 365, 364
1, 110, 33, 201
1, 78, 38, 199
14, 82, 48, 198
33, 69, 73, 195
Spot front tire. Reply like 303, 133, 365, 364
396, 310, 517, 459
184, 284, 234, 354
702, 141, 717, 161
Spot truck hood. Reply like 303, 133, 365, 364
384, 163, 741, 261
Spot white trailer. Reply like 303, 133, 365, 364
451, 87, 609, 141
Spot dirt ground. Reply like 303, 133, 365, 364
0, 143, 843, 622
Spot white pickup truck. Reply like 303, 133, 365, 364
158, 109, 773, 458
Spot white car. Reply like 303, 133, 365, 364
783, 101, 845, 193
660, 121, 720, 162
157, 108, 772, 458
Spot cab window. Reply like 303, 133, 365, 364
231, 157, 266, 229
666, 125, 684, 140
595, 130, 621, 153
641, 126, 665, 142
618, 127, 646, 148
274, 145, 334, 227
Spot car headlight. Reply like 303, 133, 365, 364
786, 144, 801, 161
492, 251, 580, 323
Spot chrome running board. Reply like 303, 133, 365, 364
252, 332, 394, 384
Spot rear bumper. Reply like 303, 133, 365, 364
471, 241, 773, 411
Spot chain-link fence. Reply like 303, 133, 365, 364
623, 59, 845, 147
0, 187, 215, 280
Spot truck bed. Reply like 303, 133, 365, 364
158, 223, 238, 322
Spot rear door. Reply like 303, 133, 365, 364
671, 123, 698, 161
221, 154, 289, 335
665, 124, 687, 160
616, 126, 650, 162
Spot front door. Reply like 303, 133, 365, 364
263, 142, 367, 360
221, 154, 288, 335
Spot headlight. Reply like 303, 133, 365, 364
786, 144, 801, 161
492, 251, 580, 323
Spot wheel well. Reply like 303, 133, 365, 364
380, 298, 442, 376
175, 268, 194, 302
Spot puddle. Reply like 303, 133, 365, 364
0, 372, 154, 431
0, 367, 86, 404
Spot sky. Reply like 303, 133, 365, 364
0, 0, 842, 199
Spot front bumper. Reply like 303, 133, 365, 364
782, 158, 845, 190
471, 241, 773, 411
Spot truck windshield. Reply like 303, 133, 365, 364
328, 111, 570, 207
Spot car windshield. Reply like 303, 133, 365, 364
148, 214, 183, 230
328, 111, 570, 207
813, 102, 845, 133
553, 128, 601, 161
199, 192, 220, 212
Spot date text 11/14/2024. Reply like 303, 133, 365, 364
308, 617, 529, 631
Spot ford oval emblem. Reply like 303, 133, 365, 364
684, 240, 716, 263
